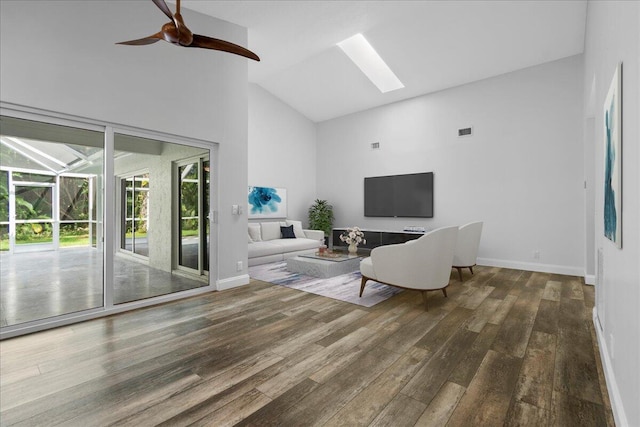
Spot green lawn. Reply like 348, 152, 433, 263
1, 229, 201, 251
0, 235, 91, 251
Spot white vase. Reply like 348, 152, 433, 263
348, 243, 358, 254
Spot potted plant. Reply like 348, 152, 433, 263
308, 199, 334, 244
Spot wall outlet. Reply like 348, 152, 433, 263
533, 250, 540, 260
236, 261, 243, 271
232, 205, 239, 215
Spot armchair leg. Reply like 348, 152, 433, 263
359, 277, 369, 297
469, 266, 474, 275
456, 267, 463, 281
442, 288, 447, 298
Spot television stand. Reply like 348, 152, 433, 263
331, 228, 425, 251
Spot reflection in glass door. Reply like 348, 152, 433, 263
203, 160, 210, 272
178, 158, 209, 273
113, 134, 210, 305
179, 162, 199, 270
120, 173, 149, 257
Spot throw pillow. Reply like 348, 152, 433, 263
286, 220, 306, 239
280, 225, 296, 239
248, 224, 262, 242
248, 233, 253, 243
260, 222, 281, 241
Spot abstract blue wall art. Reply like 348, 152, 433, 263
603, 63, 622, 248
248, 186, 287, 219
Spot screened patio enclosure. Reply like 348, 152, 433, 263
0, 134, 100, 253
0, 115, 213, 331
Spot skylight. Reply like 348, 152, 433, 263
337, 33, 404, 93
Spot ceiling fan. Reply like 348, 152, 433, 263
117, 0, 260, 61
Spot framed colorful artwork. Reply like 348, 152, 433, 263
248, 186, 287, 219
603, 63, 622, 248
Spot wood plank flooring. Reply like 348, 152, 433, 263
0, 267, 614, 426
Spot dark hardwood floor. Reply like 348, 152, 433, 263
0, 266, 614, 426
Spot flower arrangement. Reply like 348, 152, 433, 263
340, 226, 366, 246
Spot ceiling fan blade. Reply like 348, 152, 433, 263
116, 33, 163, 46
152, 0, 174, 21
189, 34, 260, 61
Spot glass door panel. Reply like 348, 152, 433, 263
179, 163, 199, 270
133, 174, 149, 256
0, 116, 104, 328
120, 173, 149, 256
113, 134, 209, 305
203, 161, 210, 272
0, 115, 215, 334
122, 176, 134, 252
0, 170, 8, 251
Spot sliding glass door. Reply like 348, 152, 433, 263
113, 134, 210, 305
0, 116, 104, 327
1, 111, 216, 336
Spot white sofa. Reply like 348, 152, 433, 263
248, 220, 324, 266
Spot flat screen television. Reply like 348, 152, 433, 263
364, 172, 433, 218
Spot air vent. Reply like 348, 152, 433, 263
458, 127, 473, 137
371, 142, 380, 150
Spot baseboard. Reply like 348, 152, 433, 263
217, 274, 250, 291
584, 274, 596, 285
592, 308, 629, 427
476, 257, 583, 277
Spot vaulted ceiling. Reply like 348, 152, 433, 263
182, 1, 587, 122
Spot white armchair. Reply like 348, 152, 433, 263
452, 221, 483, 281
359, 226, 459, 309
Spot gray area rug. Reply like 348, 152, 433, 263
249, 261, 402, 307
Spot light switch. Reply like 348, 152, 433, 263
232, 204, 239, 215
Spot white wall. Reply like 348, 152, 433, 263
0, 1, 249, 284
248, 84, 317, 225
317, 55, 585, 275
584, 1, 640, 426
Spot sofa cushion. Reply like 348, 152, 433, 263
248, 241, 282, 258
280, 225, 296, 239
261, 222, 281, 241
286, 220, 306, 239
269, 238, 322, 252
248, 224, 262, 242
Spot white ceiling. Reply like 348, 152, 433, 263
182, 0, 587, 122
